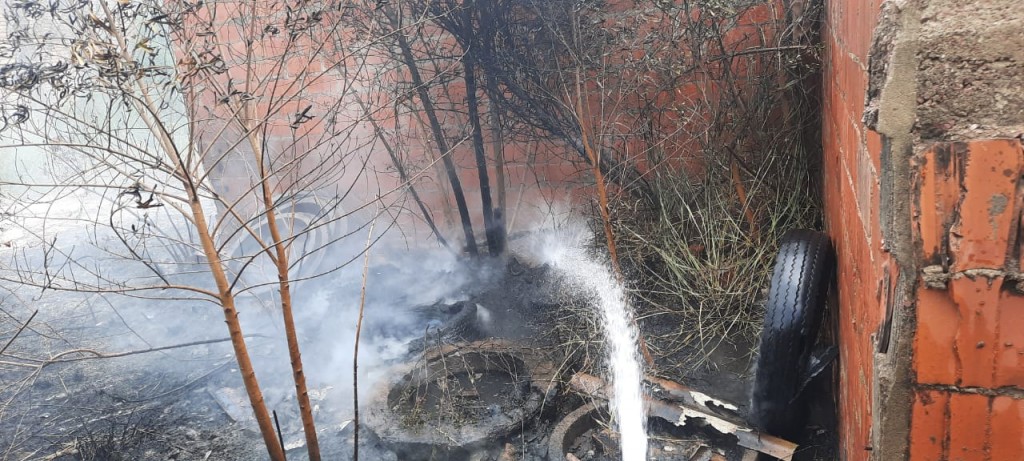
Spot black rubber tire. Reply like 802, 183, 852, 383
750, 229, 834, 438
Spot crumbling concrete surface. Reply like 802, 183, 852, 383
861, 2, 920, 460
915, 0, 1024, 141
866, 0, 1024, 143
841, 0, 1024, 460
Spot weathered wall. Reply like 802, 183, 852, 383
821, 0, 890, 457
823, 0, 1024, 459
182, 0, 790, 247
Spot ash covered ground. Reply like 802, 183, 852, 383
0, 229, 835, 460
0, 238, 570, 460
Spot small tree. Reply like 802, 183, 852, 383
374, 0, 658, 237
347, 3, 485, 255
352, 0, 538, 256
0, 1, 397, 459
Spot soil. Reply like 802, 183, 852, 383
0, 339, 270, 460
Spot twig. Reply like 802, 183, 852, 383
357, 97, 449, 250
2, 335, 265, 368
36, 443, 77, 461
572, 68, 656, 370
273, 410, 287, 461
352, 209, 378, 461
730, 159, 759, 239
710, 45, 807, 60
0, 309, 37, 356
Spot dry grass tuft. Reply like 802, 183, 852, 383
614, 143, 820, 372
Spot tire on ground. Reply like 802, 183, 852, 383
750, 229, 834, 438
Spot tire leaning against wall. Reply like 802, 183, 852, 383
749, 229, 834, 438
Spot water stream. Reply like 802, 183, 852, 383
546, 243, 649, 460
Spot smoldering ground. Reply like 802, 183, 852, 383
0, 192, 523, 459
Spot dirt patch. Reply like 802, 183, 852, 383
0, 351, 270, 460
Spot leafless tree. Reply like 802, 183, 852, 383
0, 1, 413, 459
365, 0, 662, 254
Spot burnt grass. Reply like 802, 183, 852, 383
0, 347, 267, 460
0, 253, 835, 460
0, 306, 292, 461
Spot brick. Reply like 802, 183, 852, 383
915, 286, 961, 385
909, 390, 949, 460
847, 0, 878, 64
989, 396, 1024, 460
995, 289, 1024, 388
866, 130, 883, 173
868, 167, 885, 271
948, 277, 1003, 388
914, 140, 1024, 391
832, 165, 879, 456
949, 140, 1023, 270
947, 393, 990, 461
915, 143, 967, 264
854, 143, 876, 245
915, 271, 1024, 390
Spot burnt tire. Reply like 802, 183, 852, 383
750, 229, 834, 438
406, 302, 479, 353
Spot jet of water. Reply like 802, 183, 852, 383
543, 239, 649, 460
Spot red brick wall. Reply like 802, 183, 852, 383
181, 0, 788, 244
821, 1, 886, 458
910, 140, 1024, 459
823, 0, 1024, 459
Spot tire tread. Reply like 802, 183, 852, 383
750, 229, 833, 437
